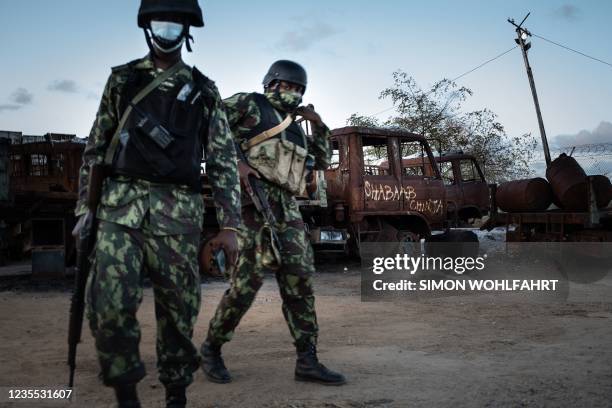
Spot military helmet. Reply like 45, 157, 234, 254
138, 0, 204, 28
262, 60, 307, 90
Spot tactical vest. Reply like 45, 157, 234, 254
242, 93, 309, 195
111, 62, 213, 192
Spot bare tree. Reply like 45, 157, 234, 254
347, 71, 537, 182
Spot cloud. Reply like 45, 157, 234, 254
276, 20, 339, 52
553, 4, 581, 21
0, 104, 21, 113
552, 121, 612, 147
86, 91, 101, 100
0, 88, 33, 113
48, 79, 79, 93
11, 87, 33, 105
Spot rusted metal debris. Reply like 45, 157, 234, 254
0, 132, 84, 273
496, 178, 552, 212
484, 153, 612, 242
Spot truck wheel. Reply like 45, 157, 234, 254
425, 230, 479, 260
397, 230, 421, 256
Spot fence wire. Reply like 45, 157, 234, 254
529, 143, 612, 179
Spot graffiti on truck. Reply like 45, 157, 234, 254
364, 181, 444, 215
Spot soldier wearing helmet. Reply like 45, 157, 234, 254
200, 60, 346, 386
74, 1, 241, 406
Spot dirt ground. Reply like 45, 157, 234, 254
1, 261, 612, 408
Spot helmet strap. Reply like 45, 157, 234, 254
185, 27, 193, 53
143, 28, 155, 54
144, 21, 190, 54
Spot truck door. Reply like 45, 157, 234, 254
440, 159, 462, 218
361, 135, 401, 211
459, 158, 488, 213
398, 139, 446, 225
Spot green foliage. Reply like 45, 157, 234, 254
346, 113, 381, 128
347, 71, 538, 182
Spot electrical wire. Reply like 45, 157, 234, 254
532, 33, 612, 69
367, 31, 611, 119
369, 46, 518, 117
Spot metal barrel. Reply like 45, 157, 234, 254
546, 154, 587, 210
592, 175, 612, 208
496, 177, 552, 212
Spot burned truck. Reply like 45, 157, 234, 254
0, 132, 84, 274
297, 126, 448, 256
384, 151, 490, 226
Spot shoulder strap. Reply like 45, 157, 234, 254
240, 113, 294, 151
192, 66, 216, 112
103, 61, 185, 166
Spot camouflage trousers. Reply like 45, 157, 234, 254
86, 218, 201, 387
206, 191, 318, 349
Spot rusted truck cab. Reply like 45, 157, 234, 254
0, 133, 85, 273
440, 152, 489, 223
402, 152, 489, 225
300, 126, 447, 255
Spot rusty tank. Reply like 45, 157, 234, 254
591, 175, 612, 208
546, 153, 588, 210
496, 178, 553, 212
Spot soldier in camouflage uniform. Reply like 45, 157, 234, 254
74, 1, 241, 407
200, 60, 346, 386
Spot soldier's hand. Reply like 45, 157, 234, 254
296, 104, 323, 127
238, 160, 260, 196
208, 229, 239, 267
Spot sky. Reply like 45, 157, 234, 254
0, 0, 611, 149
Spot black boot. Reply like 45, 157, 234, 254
200, 341, 232, 383
295, 344, 346, 386
113, 383, 141, 408
165, 385, 187, 408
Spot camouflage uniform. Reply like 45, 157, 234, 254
206, 92, 330, 349
76, 55, 241, 387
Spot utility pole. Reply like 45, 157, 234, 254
508, 13, 552, 167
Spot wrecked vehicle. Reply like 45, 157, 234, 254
297, 126, 449, 257
0, 132, 84, 275
386, 151, 490, 226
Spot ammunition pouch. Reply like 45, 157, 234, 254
241, 93, 309, 195
245, 138, 308, 196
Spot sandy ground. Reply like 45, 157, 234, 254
1, 261, 612, 408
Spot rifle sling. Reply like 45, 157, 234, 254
240, 113, 294, 152
103, 62, 184, 166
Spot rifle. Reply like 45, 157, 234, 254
234, 143, 283, 263
68, 163, 105, 387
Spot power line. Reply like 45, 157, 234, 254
368, 46, 518, 117
366, 31, 611, 120
451, 46, 518, 82
532, 33, 612, 69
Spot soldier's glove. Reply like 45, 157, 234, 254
207, 229, 239, 268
